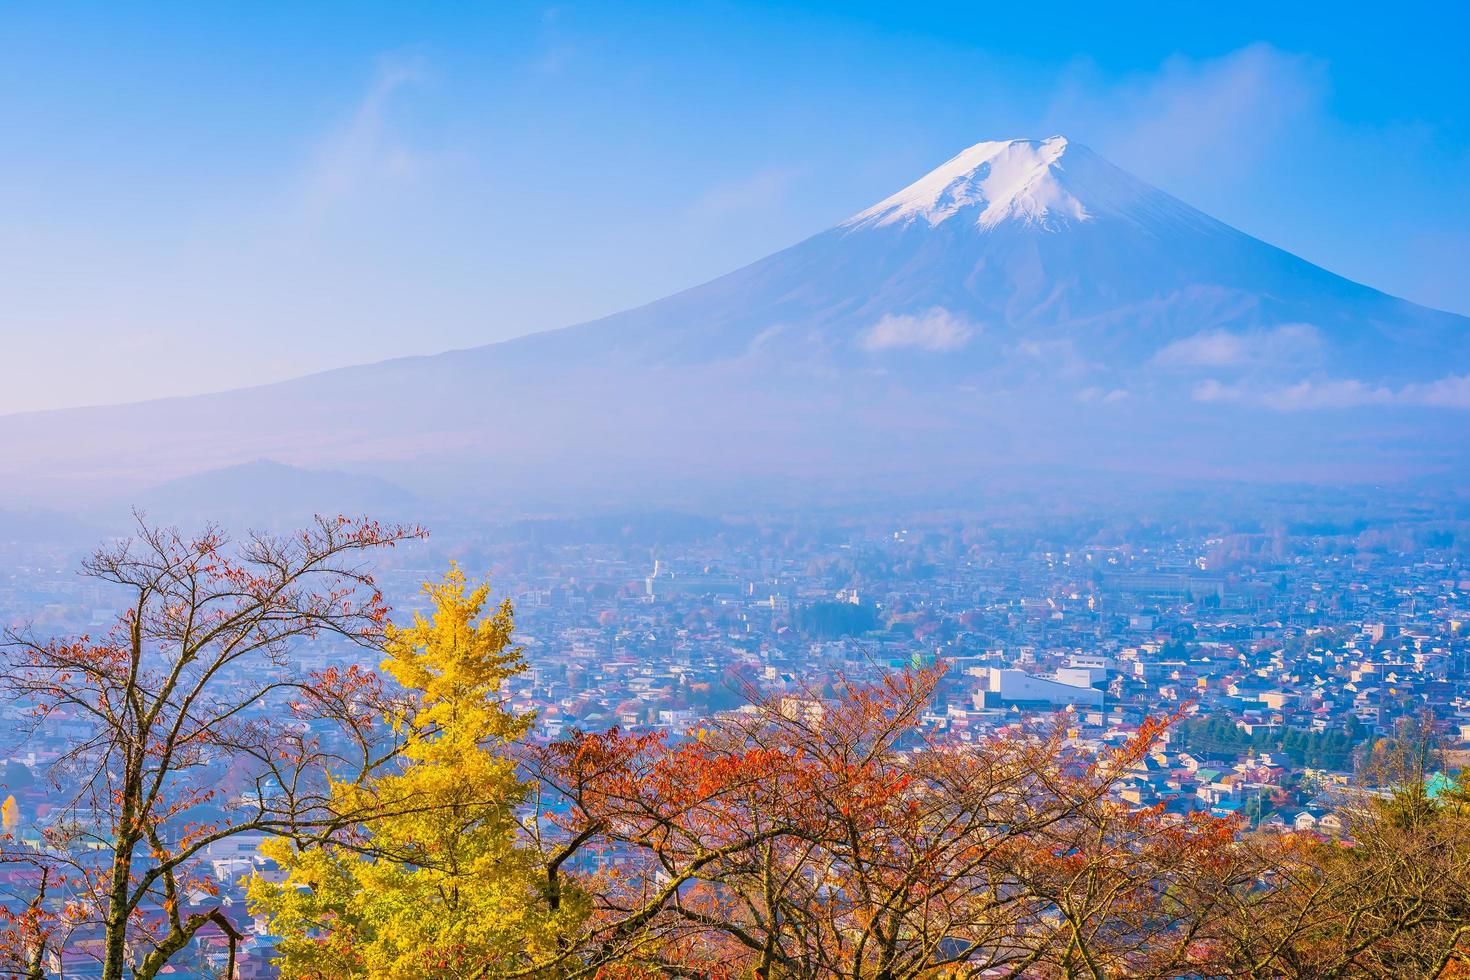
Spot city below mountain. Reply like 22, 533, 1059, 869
5, 137, 1469, 512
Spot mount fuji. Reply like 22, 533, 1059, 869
6, 137, 1469, 511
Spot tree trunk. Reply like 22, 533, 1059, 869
100, 843, 136, 980
24, 941, 45, 980
101, 768, 142, 980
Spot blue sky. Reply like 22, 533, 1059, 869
3, 1, 1467, 412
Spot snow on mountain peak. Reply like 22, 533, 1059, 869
842, 136, 1150, 232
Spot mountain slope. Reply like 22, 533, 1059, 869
6, 137, 1469, 508
505, 137, 1464, 381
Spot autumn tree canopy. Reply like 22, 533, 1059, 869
531, 671, 1251, 979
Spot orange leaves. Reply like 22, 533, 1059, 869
683, 745, 781, 801
1440, 949, 1470, 979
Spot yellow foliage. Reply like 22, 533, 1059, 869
249, 566, 584, 978
0, 794, 18, 832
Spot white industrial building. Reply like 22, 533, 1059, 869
978, 667, 1105, 709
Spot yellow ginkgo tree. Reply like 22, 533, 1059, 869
249, 567, 587, 979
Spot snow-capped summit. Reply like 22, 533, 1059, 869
843, 136, 1159, 232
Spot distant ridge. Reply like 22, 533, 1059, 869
132, 460, 420, 528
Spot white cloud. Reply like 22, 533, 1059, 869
1010, 338, 1090, 378
1401, 374, 1470, 408
1077, 386, 1129, 403
859, 308, 975, 353
1192, 378, 1243, 403
1154, 323, 1321, 369
1257, 379, 1394, 411
1192, 373, 1470, 410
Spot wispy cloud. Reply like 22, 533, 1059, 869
859, 308, 974, 353
689, 168, 804, 221
1048, 44, 1328, 189
300, 54, 433, 217
532, 6, 578, 75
